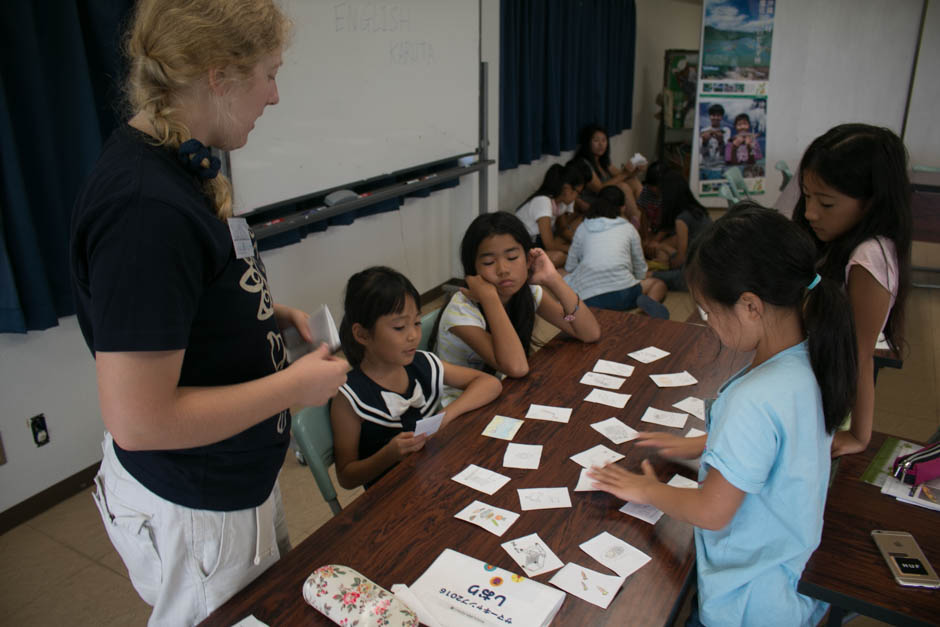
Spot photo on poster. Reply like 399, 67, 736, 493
701, 0, 775, 80
698, 96, 767, 194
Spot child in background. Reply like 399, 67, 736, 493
574, 123, 644, 217
564, 197, 669, 319
514, 163, 585, 267
725, 113, 762, 166
793, 123, 911, 458
598, 185, 672, 270
331, 267, 501, 489
431, 212, 600, 404
558, 158, 595, 240
590, 205, 857, 627
650, 169, 713, 291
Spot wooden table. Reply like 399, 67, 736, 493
203, 310, 751, 626
799, 432, 940, 626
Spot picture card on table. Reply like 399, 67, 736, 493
584, 388, 631, 408
580, 531, 652, 578
640, 407, 689, 429
673, 396, 706, 421
628, 346, 670, 364
517, 487, 572, 511
579, 371, 626, 390
685, 428, 706, 438
452, 464, 511, 495
650, 371, 698, 388
454, 500, 520, 537
482, 415, 524, 441
574, 468, 599, 492
503, 443, 543, 469
549, 563, 625, 609
502, 533, 565, 577
667, 474, 698, 489
570, 444, 625, 469
526, 404, 572, 423
619, 501, 664, 525
414, 412, 444, 438
591, 417, 639, 444
592, 359, 635, 377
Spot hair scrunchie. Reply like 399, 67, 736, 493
807, 273, 821, 290
178, 138, 221, 180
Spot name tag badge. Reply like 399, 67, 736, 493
227, 217, 254, 259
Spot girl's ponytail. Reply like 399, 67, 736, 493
803, 276, 857, 433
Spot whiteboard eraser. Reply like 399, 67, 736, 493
324, 190, 359, 206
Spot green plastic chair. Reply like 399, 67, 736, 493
419, 308, 440, 351
291, 403, 341, 515
774, 160, 793, 191
723, 166, 749, 201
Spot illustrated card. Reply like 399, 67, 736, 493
482, 415, 524, 441
414, 412, 445, 438
667, 474, 698, 489
685, 428, 706, 438
673, 396, 706, 421
501, 533, 564, 577
650, 371, 698, 387
454, 500, 520, 537
619, 501, 664, 525
570, 444, 625, 469
584, 389, 631, 408
452, 464, 511, 495
517, 487, 572, 511
549, 563, 625, 609
591, 417, 639, 444
503, 443, 543, 469
574, 468, 600, 492
592, 359, 635, 377
640, 407, 688, 429
627, 346, 670, 363
525, 404, 572, 423
579, 531, 652, 578
579, 371, 626, 390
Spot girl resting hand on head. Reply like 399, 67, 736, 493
331, 267, 501, 489
431, 212, 600, 406
793, 123, 911, 458
590, 204, 857, 627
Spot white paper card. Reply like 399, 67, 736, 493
640, 407, 688, 429
414, 412, 445, 437
502, 533, 565, 577
283, 304, 342, 361
482, 415, 524, 441
591, 417, 639, 444
579, 371, 626, 390
628, 346, 670, 363
630, 152, 648, 167
668, 474, 698, 489
549, 563, 625, 609
454, 500, 520, 537
618, 501, 664, 525
592, 359, 635, 377
517, 487, 572, 511
579, 531, 652, 578
584, 388, 631, 408
650, 371, 698, 387
574, 468, 600, 492
525, 404, 572, 423
685, 428, 706, 438
452, 464, 511, 495
503, 443, 543, 469
673, 396, 706, 421
570, 444, 625, 469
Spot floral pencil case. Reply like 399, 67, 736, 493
302, 564, 419, 626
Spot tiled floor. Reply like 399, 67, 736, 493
2, 244, 938, 625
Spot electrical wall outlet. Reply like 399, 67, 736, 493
29, 414, 50, 447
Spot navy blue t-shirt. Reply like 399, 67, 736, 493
70, 125, 289, 511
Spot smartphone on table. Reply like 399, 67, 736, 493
871, 530, 940, 589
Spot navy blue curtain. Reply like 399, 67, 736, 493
0, 1, 132, 333
500, 0, 636, 170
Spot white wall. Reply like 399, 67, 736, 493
905, 0, 940, 169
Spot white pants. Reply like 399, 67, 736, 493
92, 433, 291, 626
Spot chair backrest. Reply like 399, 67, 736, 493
419, 308, 441, 351
774, 160, 793, 191
291, 403, 342, 515
723, 166, 749, 199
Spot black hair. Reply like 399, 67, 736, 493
429, 212, 535, 359
707, 103, 725, 116
643, 160, 665, 188
792, 123, 911, 353
566, 157, 594, 189
339, 266, 421, 367
587, 197, 620, 220
658, 168, 708, 233
685, 203, 857, 432
597, 185, 626, 210
517, 163, 585, 211
574, 123, 612, 178
733, 113, 751, 128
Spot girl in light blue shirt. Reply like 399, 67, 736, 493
589, 204, 857, 627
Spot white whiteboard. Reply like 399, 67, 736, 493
230, 0, 480, 215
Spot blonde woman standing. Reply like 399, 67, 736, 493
69, 1, 349, 624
